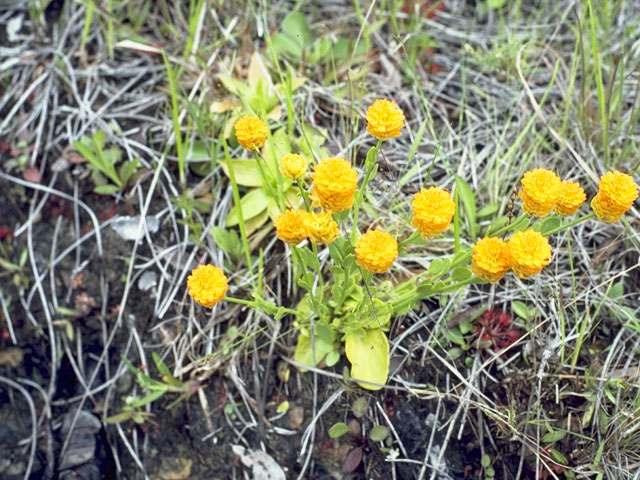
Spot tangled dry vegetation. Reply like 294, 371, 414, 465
1, 1, 640, 479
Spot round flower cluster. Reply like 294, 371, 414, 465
275, 209, 310, 245
411, 186, 456, 238
471, 229, 552, 282
280, 153, 308, 180
591, 170, 639, 222
311, 157, 358, 213
366, 99, 405, 141
274, 209, 340, 246
518, 168, 589, 218
470, 237, 510, 283
507, 229, 552, 278
518, 169, 562, 217
187, 264, 228, 308
355, 229, 398, 273
304, 211, 340, 245
555, 180, 586, 216
234, 115, 268, 151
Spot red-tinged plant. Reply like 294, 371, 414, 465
475, 310, 520, 352
0, 226, 13, 241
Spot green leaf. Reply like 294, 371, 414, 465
309, 37, 331, 63
481, 454, 491, 468
219, 159, 264, 187
455, 176, 477, 239
325, 351, 340, 367
94, 184, 121, 195
273, 32, 303, 58
606, 281, 624, 300
445, 326, 466, 346
263, 127, 292, 175
293, 326, 335, 370
549, 448, 568, 464
104, 411, 140, 424
540, 216, 561, 236
328, 422, 350, 439
486, 216, 508, 235
218, 75, 250, 99
369, 426, 389, 442
345, 329, 389, 391
211, 226, 240, 256
488, 0, 507, 8
477, 204, 498, 219
352, 397, 368, 418
152, 352, 172, 378
281, 11, 312, 46
225, 188, 269, 227
428, 258, 445, 276
297, 246, 320, 272
118, 158, 139, 185
276, 401, 290, 414
541, 430, 566, 443
511, 300, 537, 320
450, 267, 472, 282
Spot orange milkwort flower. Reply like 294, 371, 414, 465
555, 180, 586, 216
279, 153, 307, 180
304, 211, 340, 245
275, 209, 310, 245
355, 229, 398, 274
366, 99, 405, 141
311, 157, 358, 213
518, 168, 562, 217
507, 229, 551, 278
471, 237, 510, 283
234, 115, 268, 150
187, 264, 228, 308
590, 170, 639, 222
411, 186, 456, 238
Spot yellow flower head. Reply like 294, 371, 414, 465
555, 180, 586, 216
311, 157, 358, 213
507, 229, 552, 278
304, 211, 339, 245
234, 115, 268, 150
275, 209, 310, 245
280, 153, 308, 180
187, 264, 228, 308
518, 169, 562, 217
471, 237, 510, 283
411, 187, 456, 238
366, 99, 405, 141
355, 229, 398, 274
590, 170, 639, 222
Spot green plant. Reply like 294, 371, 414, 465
105, 353, 199, 425
74, 130, 140, 195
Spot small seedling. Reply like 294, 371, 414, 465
74, 130, 140, 194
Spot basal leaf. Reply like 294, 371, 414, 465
225, 188, 269, 227
218, 75, 250, 100
219, 159, 264, 187
345, 328, 389, 391
281, 11, 312, 46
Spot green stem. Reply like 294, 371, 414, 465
225, 296, 298, 315
253, 151, 283, 210
222, 135, 254, 282
489, 214, 528, 237
398, 230, 421, 248
351, 140, 382, 244
544, 212, 595, 236
297, 180, 311, 210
